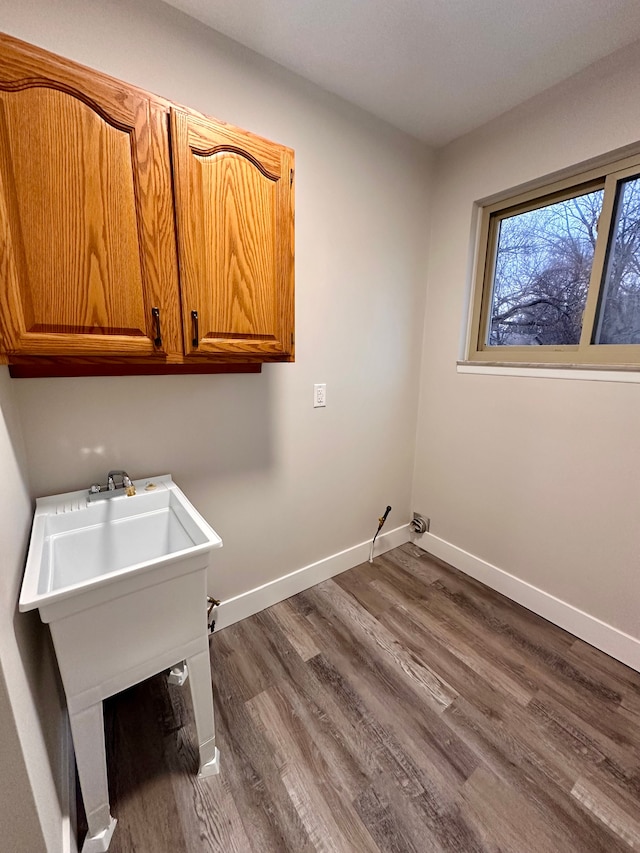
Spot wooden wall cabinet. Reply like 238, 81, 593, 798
171, 109, 294, 361
0, 33, 295, 377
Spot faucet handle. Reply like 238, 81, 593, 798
124, 475, 136, 497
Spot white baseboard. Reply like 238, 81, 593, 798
214, 524, 411, 631
415, 531, 640, 674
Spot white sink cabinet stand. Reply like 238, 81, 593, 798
19, 476, 223, 853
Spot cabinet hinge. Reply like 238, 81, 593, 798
290, 168, 294, 187
291, 332, 295, 347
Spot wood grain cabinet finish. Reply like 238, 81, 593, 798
171, 109, 295, 361
0, 36, 180, 361
0, 33, 295, 376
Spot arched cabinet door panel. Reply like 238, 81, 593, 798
170, 108, 295, 360
0, 37, 179, 358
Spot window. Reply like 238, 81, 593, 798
468, 153, 640, 367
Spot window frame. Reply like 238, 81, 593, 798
467, 152, 640, 367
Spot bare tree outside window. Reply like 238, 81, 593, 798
488, 190, 604, 346
594, 175, 640, 344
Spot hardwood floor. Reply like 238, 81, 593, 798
104, 544, 640, 852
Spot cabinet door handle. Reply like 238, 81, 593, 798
151, 307, 162, 347
191, 310, 199, 348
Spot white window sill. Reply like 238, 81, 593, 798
457, 362, 640, 383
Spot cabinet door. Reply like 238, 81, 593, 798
0, 36, 179, 358
170, 108, 294, 360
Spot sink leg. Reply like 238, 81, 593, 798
186, 648, 220, 777
69, 703, 117, 852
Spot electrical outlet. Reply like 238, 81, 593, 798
313, 383, 326, 407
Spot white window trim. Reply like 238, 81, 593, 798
457, 361, 640, 383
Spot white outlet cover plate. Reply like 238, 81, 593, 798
313, 383, 326, 407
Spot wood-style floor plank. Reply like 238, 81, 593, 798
246, 686, 379, 853
103, 543, 640, 852
268, 599, 321, 661
572, 773, 640, 849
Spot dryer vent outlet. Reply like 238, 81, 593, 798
410, 513, 429, 535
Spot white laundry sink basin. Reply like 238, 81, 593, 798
19, 474, 223, 853
20, 474, 222, 622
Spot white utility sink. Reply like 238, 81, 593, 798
20, 475, 223, 853
20, 474, 221, 620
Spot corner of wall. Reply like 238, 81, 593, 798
0, 368, 72, 852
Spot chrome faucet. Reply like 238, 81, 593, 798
88, 470, 136, 501
107, 470, 134, 491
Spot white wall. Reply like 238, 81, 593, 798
0, 0, 432, 606
0, 1, 432, 845
0, 368, 69, 852
413, 42, 640, 646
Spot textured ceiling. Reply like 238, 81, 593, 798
162, 0, 640, 145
